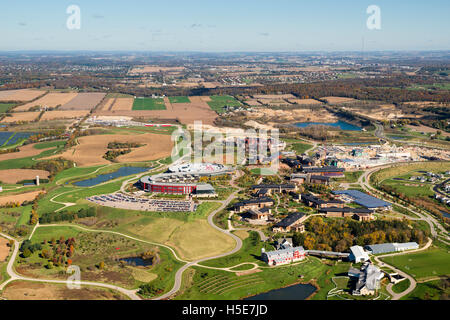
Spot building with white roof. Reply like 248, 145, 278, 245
349, 245, 370, 263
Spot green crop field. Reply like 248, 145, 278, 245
169, 96, 190, 104
0, 103, 15, 113
207, 95, 241, 114
382, 247, 450, 279
132, 97, 166, 110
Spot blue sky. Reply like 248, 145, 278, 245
1, 0, 449, 51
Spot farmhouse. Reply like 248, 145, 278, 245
272, 212, 307, 233
261, 246, 306, 266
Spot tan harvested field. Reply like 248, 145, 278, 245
129, 65, 185, 74
99, 98, 115, 111
41, 110, 90, 121
0, 237, 9, 262
0, 144, 53, 162
244, 99, 262, 106
46, 133, 173, 167
0, 89, 45, 102
0, 190, 43, 206
15, 92, 78, 111
1, 112, 40, 123
288, 98, 322, 105
252, 94, 295, 99
0, 169, 50, 184
321, 96, 358, 104
94, 96, 217, 125
60, 92, 106, 110
110, 98, 134, 111
1, 281, 127, 300
404, 101, 443, 107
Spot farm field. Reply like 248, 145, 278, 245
321, 96, 358, 104
169, 96, 190, 104
40, 110, 90, 121
1, 281, 129, 300
0, 237, 9, 261
110, 98, 134, 111
0, 169, 49, 184
288, 98, 322, 105
382, 246, 450, 280
207, 95, 242, 113
132, 97, 166, 110
46, 133, 173, 167
0, 143, 54, 162
0, 103, 15, 113
60, 92, 106, 110
1, 112, 40, 123
15, 92, 78, 111
0, 190, 43, 206
0, 89, 45, 102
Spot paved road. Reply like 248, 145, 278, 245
358, 164, 449, 240
0, 232, 141, 300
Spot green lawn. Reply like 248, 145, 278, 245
169, 96, 190, 104
207, 95, 241, 114
401, 280, 449, 300
132, 98, 166, 110
382, 247, 450, 279
290, 142, 313, 155
33, 140, 66, 150
0, 103, 15, 113
392, 278, 411, 293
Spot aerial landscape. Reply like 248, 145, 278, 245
0, 0, 448, 310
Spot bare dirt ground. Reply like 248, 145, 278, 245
245, 107, 337, 123
0, 190, 43, 206
343, 105, 422, 121
0, 89, 45, 102
0, 143, 53, 162
1, 281, 128, 300
288, 98, 322, 105
321, 96, 358, 104
110, 98, 134, 111
99, 98, 115, 111
46, 133, 173, 167
0, 237, 10, 262
94, 96, 217, 125
15, 92, 78, 111
244, 99, 262, 106
406, 124, 450, 137
0, 112, 40, 123
41, 110, 90, 121
60, 93, 106, 110
404, 101, 443, 107
0, 169, 49, 184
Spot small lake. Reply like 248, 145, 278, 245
295, 121, 361, 131
119, 256, 153, 267
244, 283, 316, 300
441, 211, 450, 219
73, 166, 150, 187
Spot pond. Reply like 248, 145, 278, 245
295, 121, 361, 131
441, 211, 450, 219
73, 166, 150, 187
119, 256, 153, 267
244, 283, 316, 300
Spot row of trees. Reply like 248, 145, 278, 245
39, 207, 97, 224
